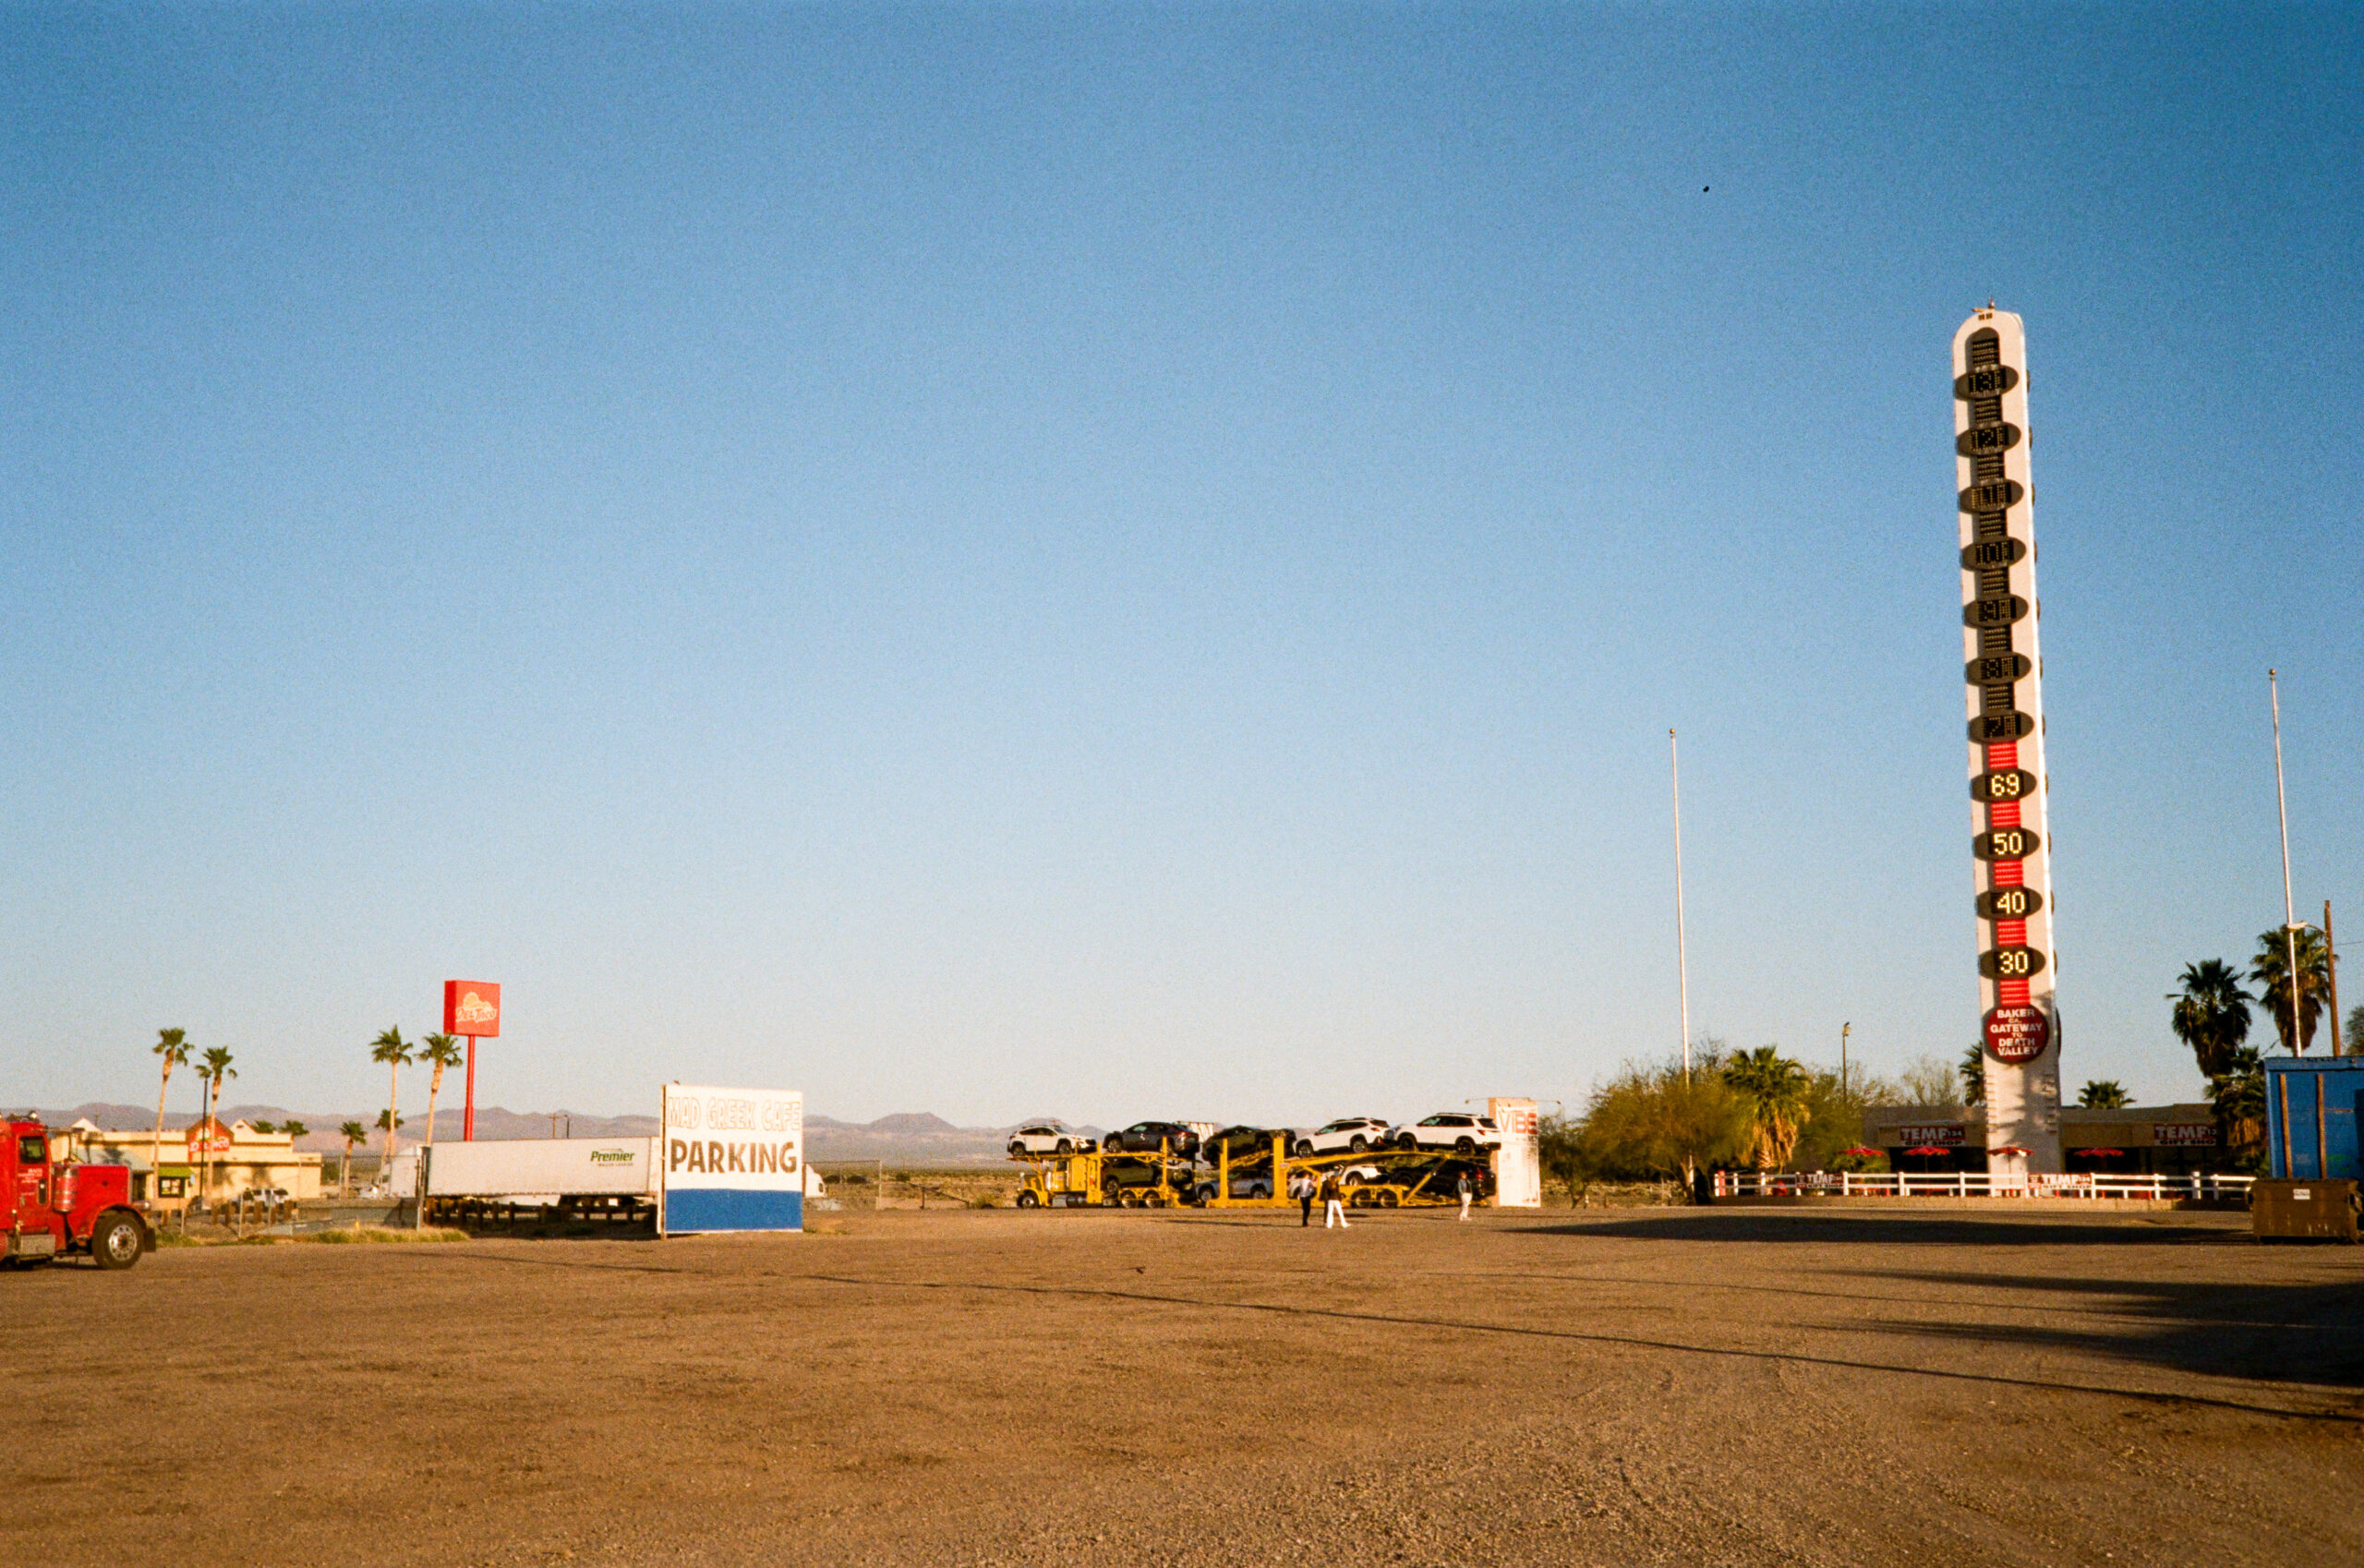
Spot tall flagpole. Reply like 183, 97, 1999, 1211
2270, 670, 2302, 1052
1670, 729, 1692, 1080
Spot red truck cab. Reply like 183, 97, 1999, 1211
4, 1118, 151, 1270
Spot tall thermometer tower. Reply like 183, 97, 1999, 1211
1953, 308, 2063, 1176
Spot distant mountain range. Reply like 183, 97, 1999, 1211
18, 1102, 1101, 1166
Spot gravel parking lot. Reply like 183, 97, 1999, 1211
9, 1205, 2360, 1567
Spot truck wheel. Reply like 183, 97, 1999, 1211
90, 1212, 143, 1272
1015, 1190, 1040, 1209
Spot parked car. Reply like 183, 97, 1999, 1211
1395, 1113, 1502, 1155
1193, 1174, 1276, 1202
1293, 1117, 1394, 1157
1103, 1121, 1200, 1157
1006, 1122, 1095, 1157
1200, 1125, 1286, 1163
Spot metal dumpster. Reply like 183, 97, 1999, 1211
2256, 1057, 2364, 1242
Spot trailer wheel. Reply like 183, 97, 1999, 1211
90, 1212, 143, 1272
1378, 1190, 1401, 1208
1015, 1190, 1040, 1209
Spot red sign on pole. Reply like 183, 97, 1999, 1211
444, 981, 501, 1144
443, 982, 501, 1038
1983, 1004, 2050, 1064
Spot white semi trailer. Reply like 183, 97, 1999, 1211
419, 1137, 660, 1221
413, 1138, 827, 1224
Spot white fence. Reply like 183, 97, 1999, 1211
1711, 1170, 2254, 1202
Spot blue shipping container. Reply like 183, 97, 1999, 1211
2262, 1056, 2364, 1180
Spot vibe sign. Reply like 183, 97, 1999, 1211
1953, 308, 2063, 1176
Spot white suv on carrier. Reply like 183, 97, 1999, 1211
1396, 1114, 1502, 1155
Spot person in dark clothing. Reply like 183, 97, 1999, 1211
1290, 1167, 1315, 1225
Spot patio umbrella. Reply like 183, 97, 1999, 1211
1991, 1145, 2030, 1156
1904, 1146, 1950, 1157
2075, 1148, 2125, 1157
1840, 1146, 1882, 1157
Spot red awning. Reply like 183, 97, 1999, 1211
2075, 1148, 2125, 1157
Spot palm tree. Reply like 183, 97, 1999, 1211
370, 1027, 414, 1167
2251, 925, 2332, 1054
197, 1046, 237, 1206
1958, 1043, 1986, 1107
419, 1034, 464, 1151
338, 1120, 368, 1194
2168, 959, 2252, 1080
150, 1027, 192, 1198
374, 1109, 404, 1188
2077, 1080, 2130, 1109
1720, 1045, 1812, 1171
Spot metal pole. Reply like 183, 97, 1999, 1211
464, 1037, 476, 1141
2270, 670, 2302, 1053
2326, 899, 2342, 1057
1840, 1022, 1851, 1099
1670, 729, 1692, 1080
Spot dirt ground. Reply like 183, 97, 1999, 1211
9, 1205, 2361, 1568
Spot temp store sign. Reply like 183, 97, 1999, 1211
1952, 308, 2063, 1176
658, 1084, 804, 1236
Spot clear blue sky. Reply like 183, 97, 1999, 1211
5, 5, 2358, 1126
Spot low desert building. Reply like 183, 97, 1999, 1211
1863, 1103, 2222, 1175
66, 1117, 325, 1210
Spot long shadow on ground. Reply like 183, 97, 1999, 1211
1862, 1271, 2364, 1390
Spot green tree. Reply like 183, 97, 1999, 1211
2077, 1080, 2130, 1109
338, 1120, 368, 1194
250, 1120, 277, 1135
1958, 1044, 1985, 1107
2251, 924, 2331, 1053
279, 1119, 308, 1141
1792, 1064, 1901, 1172
419, 1033, 464, 1150
150, 1027, 192, 1197
2208, 1046, 2267, 1172
1571, 1049, 1745, 1185
370, 1027, 415, 1167
197, 1046, 237, 1206
2168, 959, 2252, 1080
2346, 1002, 2364, 1058
1721, 1046, 1813, 1171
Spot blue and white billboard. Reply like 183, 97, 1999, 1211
659, 1084, 803, 1235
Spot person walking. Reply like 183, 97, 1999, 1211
1322, 1170, 1350, 1230
1456, 1168, 1475, 1222
1290, 1167, 1315, 1227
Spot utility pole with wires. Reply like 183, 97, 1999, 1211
2326, 899, 2342, 1058
1670, 728, 1692, 1081
2270, 670, 2304, 1053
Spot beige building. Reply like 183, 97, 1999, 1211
1863, 1103, 2221, 1176
67, 1118, 325, 1211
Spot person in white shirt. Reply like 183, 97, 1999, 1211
1322, 1171, 1350, 1230
1456, 1169, 1475, 1222
1289, 1168, 1315, 1226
